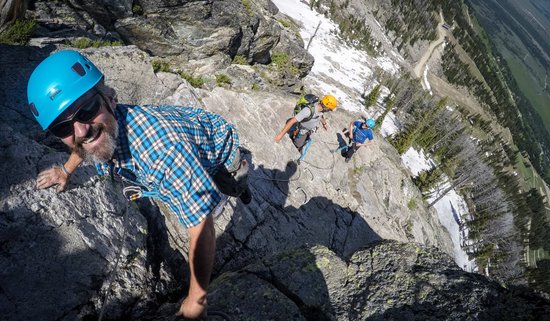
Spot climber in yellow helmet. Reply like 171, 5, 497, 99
274, 94, 338, 161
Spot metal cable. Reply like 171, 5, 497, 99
97, 195, 130, 321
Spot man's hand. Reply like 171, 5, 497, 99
175, 296, 207, 320
37, 166, 69, 192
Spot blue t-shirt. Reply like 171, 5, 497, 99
352, 121, 373, 144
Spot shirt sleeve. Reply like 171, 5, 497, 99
366, 129, 374, 141
294, 107, 313, 123
150, 142, 221, 228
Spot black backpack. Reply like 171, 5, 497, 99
293, 94, 319, 122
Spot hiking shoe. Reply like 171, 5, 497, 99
239, 186, 252, 204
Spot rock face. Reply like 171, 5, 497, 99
0, 0, 27, 32
2, 43, 549, 321
200, 241, 550, 321
2, 2, 550, 319
28, 0, 314, 88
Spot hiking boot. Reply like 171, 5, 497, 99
239, 186, 252, 204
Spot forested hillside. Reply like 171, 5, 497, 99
468, 0, 550, 141
309, 0, 550, 294
387, 0, 550, 293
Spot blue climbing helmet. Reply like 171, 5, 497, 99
27, 50, 104, 130
366, 118, 376, 128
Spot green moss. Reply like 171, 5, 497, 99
178, 70, 205, 88
407, 198, 417, 210
353, 165, 365, 175
0, 19, 37, 45
270, 52, 289, 71
241, 0, 252, 15
251, 83, 260, 91
132, 4, 144, 15
232, 55, 248, 65
69, 37, 123, 49
278, 19, 292, 28
215, 74, 232, 87
151, 60, 170, 73
289, 65, 300, 77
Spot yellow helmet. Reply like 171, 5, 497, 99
320, 95, 338, 110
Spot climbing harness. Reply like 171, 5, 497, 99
116, 167, 160, 201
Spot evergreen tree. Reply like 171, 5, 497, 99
364, 84, 381, 108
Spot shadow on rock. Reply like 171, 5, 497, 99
208, 240, 550, 321
0, 44, 57, 140
207, 158, 381, 320
0, 205, 110, 321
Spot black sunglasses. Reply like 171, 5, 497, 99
48, 91, 105, 138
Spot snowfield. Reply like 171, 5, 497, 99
272, 0, 400, 112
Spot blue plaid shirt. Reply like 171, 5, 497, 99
96, 104, 238, 228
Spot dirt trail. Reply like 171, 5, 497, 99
413, 11, 446, 79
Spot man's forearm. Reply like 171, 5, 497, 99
65, 152, 84, 174
281, 118, 297, 135
275, 118, 298, 142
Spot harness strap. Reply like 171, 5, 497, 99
116, 167, 160, 200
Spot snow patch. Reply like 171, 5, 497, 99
429, 182, 477, 272
401, 147, 434, 176
422, 65, 433, 95
401, 148, 477, 272
379, 112, 399, 137
272, 0, 401, 112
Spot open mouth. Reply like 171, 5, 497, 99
82, 126, 102, 145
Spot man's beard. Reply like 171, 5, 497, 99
72, 117, 118, 163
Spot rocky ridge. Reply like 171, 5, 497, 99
1, 0, 550, 320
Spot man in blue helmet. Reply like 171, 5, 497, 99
28, 50, 251, 319
341, 118, 375, 163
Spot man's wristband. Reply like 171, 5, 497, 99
60, 164, 70, 177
